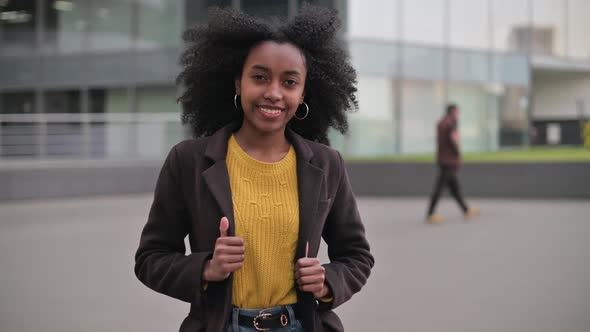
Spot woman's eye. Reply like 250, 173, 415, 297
284, 79, 297, 86
253, 74, 266, 81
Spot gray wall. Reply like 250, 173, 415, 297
347, 162, 590, 199
1, 161, 589, 201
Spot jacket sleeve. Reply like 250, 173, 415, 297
320, 151, 375, 310
134, 145, 211, 305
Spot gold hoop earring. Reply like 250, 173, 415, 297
294, 102, 309, 120
234, 94, 239, 110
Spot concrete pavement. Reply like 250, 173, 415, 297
1, 195, 589, 331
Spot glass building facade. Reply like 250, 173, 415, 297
1, 0, 589, 160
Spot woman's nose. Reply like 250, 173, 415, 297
263, 81, 282, 102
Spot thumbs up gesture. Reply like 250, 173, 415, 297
202, 217, 245, 282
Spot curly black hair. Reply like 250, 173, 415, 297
176, 4, 357, 145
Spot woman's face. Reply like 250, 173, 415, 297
235, 41, 307, 136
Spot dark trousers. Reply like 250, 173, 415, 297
427, 165, 468, 216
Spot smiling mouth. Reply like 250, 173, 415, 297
258, 106, 284, 115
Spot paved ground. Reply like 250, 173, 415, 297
0, 195, 589, 332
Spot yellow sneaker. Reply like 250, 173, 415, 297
426, 214, 443, 224
464, 207, 480, 220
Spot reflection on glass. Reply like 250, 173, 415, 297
402, 44, 444, 81
242, 0, 288, 18
402, 0, 444, 45
449, 0, 488, 50
346, 77, 396, 157
1, 91, 35, 114
400, 80, 444, 154
531, 0, 565, 56
499, 86, 528, 146
349, 40, 398, 77
448, 84, 496, 152
137, 86, 179, 113
137, 0, 184, 49
492, 0, 528, 52
449, 49, 488, 83
87, 1, 133, 52
348, 0, 398, 40
44, 0, 86, 53
0, 0, 37, 55
568, 0, 590, 59
44, 90, 80, 113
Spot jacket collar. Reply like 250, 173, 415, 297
204, 121, 315, 164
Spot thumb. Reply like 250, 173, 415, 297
219, 217, 229, 237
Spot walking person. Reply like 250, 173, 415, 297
134, 5, 374, 332
426, 103, 479, 224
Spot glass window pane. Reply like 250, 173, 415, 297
568, 0, 590, 59
137, 0, 184, 49
87, 1, 133, 51
44, 0, 86, 54
450, 0, 488, 49
349, 40, 398, 77
448, 84, 495, 152
44, 90, 80, 113
449, 49, 489, 83
242, 0, 288, 18
0, 0, 37, 56
346, 77, 396, 157
492, 53, 529, 86
492, 0, 528, 52
400, 80, 445, 154
349, 0, 398, 40
531, 0, 566, 56
402, 0, 444, 45
137, 86, 179, 113
1, 91, 35, 114
499, 85, 529, 146
186, 0, 231, 27
402, 45, 444, 81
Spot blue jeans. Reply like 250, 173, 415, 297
227, 304, 304, 332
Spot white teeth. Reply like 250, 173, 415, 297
259, 107, 281, 115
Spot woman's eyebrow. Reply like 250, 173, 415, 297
250, 65, 302, 77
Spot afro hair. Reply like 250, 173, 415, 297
176, 4, 358, 145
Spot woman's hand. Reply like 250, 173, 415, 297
202, 217, 245, 282
295, 257, 330, 299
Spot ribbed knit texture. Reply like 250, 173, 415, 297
227, 135, 300, 309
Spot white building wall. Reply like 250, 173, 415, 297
532, 74, 590, 120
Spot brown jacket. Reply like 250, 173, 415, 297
436, 115, 461, 170
134, 123, 374, 332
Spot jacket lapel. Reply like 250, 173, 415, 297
202, 162, 235, 234
286, 129, 325, 259
201, 123, 240, 236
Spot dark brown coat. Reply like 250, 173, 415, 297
134, 123, 374, 332
436, 115, 461, 170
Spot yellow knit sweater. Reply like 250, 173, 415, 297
226, 135, 299, 309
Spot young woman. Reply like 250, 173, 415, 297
134, 5, 374, 332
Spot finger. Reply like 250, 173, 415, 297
220, 262, 243, 273
295, 257, 318, 268
217, 254, 245, 264
305, 241, 309, 258
298, 274, 324, 286
296, 262, 323, 275
216, 244, 245, 255
219, 216, 229, 237
216, 236, 245, 247
300, 283, 324, 294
